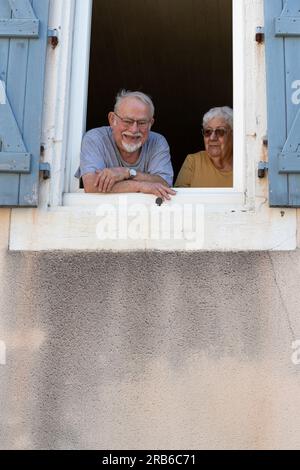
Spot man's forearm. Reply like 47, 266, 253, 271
102, 180, 142, 194
84, 179, 140, 194
83, 174, 176, 199
134, 172, 170, 186
83, 171, 169, 193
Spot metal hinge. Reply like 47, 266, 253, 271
39, 162, 51, 180
255, 26, 265, 43
48, 29, 59, 49
258, 161, 268, 179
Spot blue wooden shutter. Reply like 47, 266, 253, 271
0, 0, 49, 206
265, 0, 300, 207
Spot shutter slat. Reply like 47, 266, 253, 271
275, 17, 300, 37
0, 19, 39, 38
0, 94, 27, 151
0, 0, 9, 82
284, 1, 300, 206
0, 152, 30, 172
8, 0, 36, 19
18, 0, 49, 206
0, 0, 19, 206
279, 108, 300, 173
7, 31, 29, 127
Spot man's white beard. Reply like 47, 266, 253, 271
121, 139, 143, 153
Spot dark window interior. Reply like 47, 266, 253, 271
86, 0, 232, 180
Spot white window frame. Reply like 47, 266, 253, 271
64, 0, 245, 204
65, 0, 93, 195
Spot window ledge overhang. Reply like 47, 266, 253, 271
9, 191, 297, 251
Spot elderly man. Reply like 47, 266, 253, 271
76, 90, 175, 200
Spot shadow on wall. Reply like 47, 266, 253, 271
1, 251, 299, 449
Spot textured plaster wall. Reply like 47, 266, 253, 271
1, 235, 300, 449
297, 210, 300, 247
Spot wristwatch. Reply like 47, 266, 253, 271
128, 168, 137, 179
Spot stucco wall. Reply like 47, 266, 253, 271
1, 220, 300, 450
297, 210, 300, 247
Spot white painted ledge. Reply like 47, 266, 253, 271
9, 191, 297, 251
63, 189, 245, 207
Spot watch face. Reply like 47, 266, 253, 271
130, 169, 137, 178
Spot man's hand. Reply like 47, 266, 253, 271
94, 168, 129, 192
137, 182, 176, 200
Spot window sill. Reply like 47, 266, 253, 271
63, 189, 245, 209
9, 191, 297, 251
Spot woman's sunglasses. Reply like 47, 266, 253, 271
202, 127, 230, 138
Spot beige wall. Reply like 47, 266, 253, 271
297, 210, 300, 248
1, 210, 300, 450
0, 209, 9, 251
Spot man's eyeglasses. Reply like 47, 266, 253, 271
114, 112, 151, 130
202, 127, 230, 138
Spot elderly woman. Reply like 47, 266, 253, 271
175, 106, 233, 187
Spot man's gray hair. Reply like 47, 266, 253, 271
114, 89, 155, 118
203, 106, 233, 129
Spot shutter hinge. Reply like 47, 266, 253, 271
39, 162, 51, 180
48, 29, 59, 49
258, 161, 268, 179
255, 27, 265, 43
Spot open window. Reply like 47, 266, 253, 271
65, 0, 245, 200
87, 0, 232, 184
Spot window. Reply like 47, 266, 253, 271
65, 0, 244, 201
